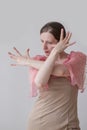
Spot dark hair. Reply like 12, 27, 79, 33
40, 22, 66, 41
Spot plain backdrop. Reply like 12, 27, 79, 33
0, 0, 87, 130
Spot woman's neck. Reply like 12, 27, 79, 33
57, 51, 69, 60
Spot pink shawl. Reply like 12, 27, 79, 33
29, 51, 87, 97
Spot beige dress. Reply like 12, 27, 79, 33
27, 77, 80, 130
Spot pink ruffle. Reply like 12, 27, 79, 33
63, 51, 86, 92
29, 52, 87, 97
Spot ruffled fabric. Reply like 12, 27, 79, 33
63, 51, 87, 92
29, 51, 87, 97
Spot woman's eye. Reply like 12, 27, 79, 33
41, 40, 52, 44
47, 42, 52, 44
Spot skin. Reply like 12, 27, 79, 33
40, 31, 70, 63
8, 29, 75, 88
34, 29, 75, 87
40, 32, 58, 57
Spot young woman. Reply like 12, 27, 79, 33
8, 22, 86, 130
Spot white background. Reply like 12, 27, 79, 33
0, 0, 87, 130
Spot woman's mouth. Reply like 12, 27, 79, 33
45, 51, 49, 53
44, 51, 50, 56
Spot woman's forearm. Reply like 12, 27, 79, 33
28, 57, 69, 78
26, 58, 43, 69
34, 49, 59, 88
25, 54, 69, 87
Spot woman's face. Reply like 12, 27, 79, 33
40, 32, 58, 56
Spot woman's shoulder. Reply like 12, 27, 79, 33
64, 51, 86, 64
68, 51, 86, 60
69, 51, 86, 56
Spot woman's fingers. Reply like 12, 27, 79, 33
8, 52, 15, 56
8, 52, 17, 60
10, 64, 17, 66
24, 48, 30, 58
67, 32, 72, 43
63, 32, 72, 44
13, 47, 22, 56
8, 51, 22, 62
59, 30, 72, 44
9, 55, 17, 60
27, 48, 30, 57
8, 48, 31, 66
60, 29, 64, 40
66, 41, 76, 47
25, 48, 30, 57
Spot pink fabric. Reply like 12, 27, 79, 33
63, 51, 86, 92
29, 51, 86, 97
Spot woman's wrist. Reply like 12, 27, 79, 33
51, 48, 60, 57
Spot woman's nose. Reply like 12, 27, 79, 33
43, 42, 47, 49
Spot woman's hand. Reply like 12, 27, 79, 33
8, 47, 31, 66
52, 29, 76, 53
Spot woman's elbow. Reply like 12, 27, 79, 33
34, 78, 43, 89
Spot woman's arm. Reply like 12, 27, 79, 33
8, 47, 69, 77
34, 48, 69, 88
34, 30, 74, 88
8, 47, 43, 69
8, 30, 73, 88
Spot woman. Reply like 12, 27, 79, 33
8, 22, 86, 130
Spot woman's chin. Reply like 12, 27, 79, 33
45, 53, 50, 57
